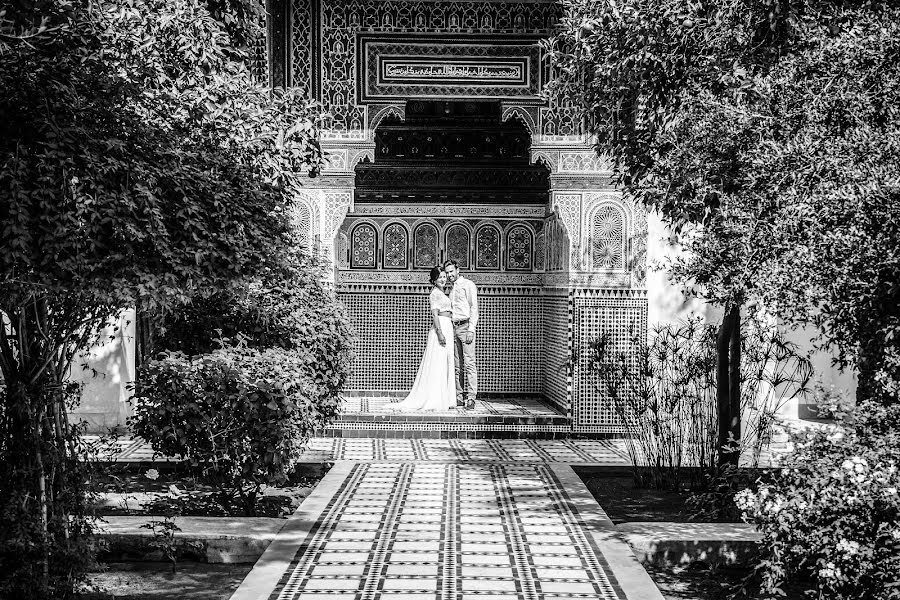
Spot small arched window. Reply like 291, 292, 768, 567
350, 223, 377, 268
413, 223, 439, 269
591, 206, 625, 270
446, 224, 470, 269
475, 225, 500, 270
506, 225, 533, 271
383, 223, 408, 269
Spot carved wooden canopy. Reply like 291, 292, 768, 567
354, 100, 550, 204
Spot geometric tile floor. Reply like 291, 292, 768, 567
82, 435, 781, 467
300, 438, 632, 464
81, 436, 632, 465
267, 463, 626, 600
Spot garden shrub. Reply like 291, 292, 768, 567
588, 316, 811, 492
152, 251, 354, 400
737, 400, 900, 599
131, 342, 340, 515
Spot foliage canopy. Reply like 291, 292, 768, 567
0, 0, 323, 595
549, 0, 900, 400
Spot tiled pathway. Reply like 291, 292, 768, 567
229, 460, 664, 600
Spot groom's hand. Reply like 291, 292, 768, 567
464, 332, 475, 344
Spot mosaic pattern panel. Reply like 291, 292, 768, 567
446, 224, 471, 269
270, 462, 624, 600
475, 225, 500, 270
413, 223, 439, 268
572, 294, 648, 429
383, 223, 409, 269
507, 225, 533, 270
339, 292, 543, 395
351, 223, 378, 268
590, 206, 625, 271
541, 295, 571, 415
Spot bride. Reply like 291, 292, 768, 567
389, 266, 455, 412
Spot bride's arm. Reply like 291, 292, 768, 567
431, 308, 446, 346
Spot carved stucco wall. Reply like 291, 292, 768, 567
283, 0, 646, 428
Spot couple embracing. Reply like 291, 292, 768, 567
390, 260, 478, 412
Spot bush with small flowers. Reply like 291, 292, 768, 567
737, 400, 900, 599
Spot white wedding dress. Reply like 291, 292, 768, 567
390, 287, 456, 412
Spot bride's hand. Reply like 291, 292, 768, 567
437, 334, 446, 346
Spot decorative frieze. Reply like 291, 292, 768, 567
351, 204, 546, 218
558, 151, 613, 174
360, 36, 542, 102
336, 270, 545, 286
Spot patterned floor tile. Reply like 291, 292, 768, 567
267, 463, 624, 600
340, 397, 563, 418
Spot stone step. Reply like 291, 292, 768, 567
326, 395, 571, 438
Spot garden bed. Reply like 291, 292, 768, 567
574, 467, 813, 599
574, 468, 710, 524
92, 463, 327, 519
84, 562, 251, 600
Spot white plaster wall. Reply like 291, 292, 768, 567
646, 211, 718, 327
68, 309, 135, 433
645, 211, 856, 411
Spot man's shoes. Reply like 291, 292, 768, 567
465, 399, 476, 410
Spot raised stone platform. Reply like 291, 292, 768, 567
97, 516, 287, 564
617, 522, 762, 567
322, 396, 571, 439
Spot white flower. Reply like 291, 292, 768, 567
764, 497, 785, 514
734, 489, 757, 511
819, 562, 841, 580
836, 539, 860, 555
827, 431, 845, 443
842, 459, 855, 471
886, 487, 898, 496
144, 468, 160, 481
891, 530, 900, 541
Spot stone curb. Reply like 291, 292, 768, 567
617, 522, 762, 567
94, 516, 287, 564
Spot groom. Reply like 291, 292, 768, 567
444, 260, 478, 410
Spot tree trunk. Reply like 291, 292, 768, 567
729, 303, 741, 448
717, 303, 741, 467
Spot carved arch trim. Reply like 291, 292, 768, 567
501, 105, 537, 136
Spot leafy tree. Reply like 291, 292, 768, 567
0, 0, 322, 595
548, 0, 900, 463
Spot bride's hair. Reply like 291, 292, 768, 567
429, 266, 442, 286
